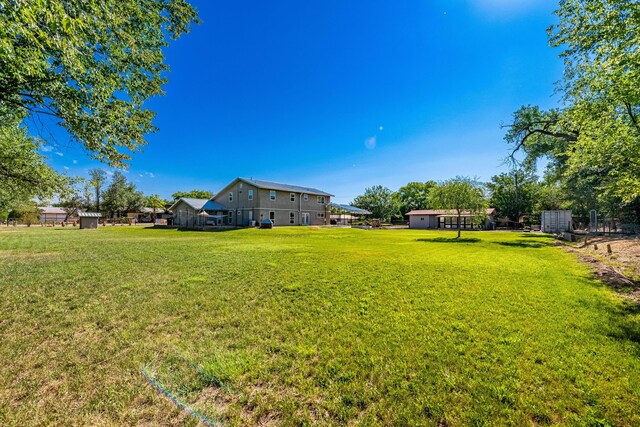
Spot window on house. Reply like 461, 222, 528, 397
303, 193, 308, 201
269, 211, 275, 224
270, 190, 276, 201
317, 196, 325, 204
248, 190, 253, 200
229, 192, 233, 202
317, 212, 324, 218
289, 212, 295, 224
290, 193, 295, 202
239, 183, 243, 189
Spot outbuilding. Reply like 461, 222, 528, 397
406, 208, 496, 230
78, 212, 101, 229
541, 210, 572, 233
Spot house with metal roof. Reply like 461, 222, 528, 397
406, 208, 496, 230
168, 198, 230, 227
212, 177, 333, 226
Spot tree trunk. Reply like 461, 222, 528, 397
457, 212, 462, 239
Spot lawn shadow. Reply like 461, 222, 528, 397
517, 233, 555, 239
416, 237, 481, 244
146, 225, 246, 233
493, 240, 553, 249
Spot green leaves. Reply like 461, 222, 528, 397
0, 0, 198, 167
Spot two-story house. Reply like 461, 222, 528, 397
213, 178, 333, 226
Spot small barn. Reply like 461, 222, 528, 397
38, 206, 69, 223
78, 212, 101, 229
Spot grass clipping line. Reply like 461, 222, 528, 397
140, 366, 223, 427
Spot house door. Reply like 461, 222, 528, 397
302, 213, 310, 226
248, 211, 253, 224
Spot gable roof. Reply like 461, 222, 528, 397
39, 206, 67, 215
169, 198, 209, 211
168, 198, 229, 212
230, 177, 333, 197
331, 203, 372, 215
406, 208, 496, 216
78, 212, 102, 218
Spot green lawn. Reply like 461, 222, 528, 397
1, 226, 639, 426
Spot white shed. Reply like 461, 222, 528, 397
541, 210, 572, 233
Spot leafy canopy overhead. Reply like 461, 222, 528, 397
0, 0, 199, 167
505, 0, 640, 203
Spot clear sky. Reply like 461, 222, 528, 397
38, 0, 563, 204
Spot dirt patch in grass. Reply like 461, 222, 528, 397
565, 244, 640, 302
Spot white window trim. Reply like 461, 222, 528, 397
289, 212, 295, 224
270, 190, 276, 201
248, 190, 253, 200
290, 193, 295, 202
303, 193, 308, 201
229, 191, 233, 202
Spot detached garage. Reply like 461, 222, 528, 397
78, 212, 101, 229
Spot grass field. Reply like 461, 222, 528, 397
1, 226, 639, 426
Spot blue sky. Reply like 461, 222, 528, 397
38, 0, 563, 204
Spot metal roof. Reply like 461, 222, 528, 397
168, 198, 229, 212
331, 203, 372, 215
39, 206, 67, 214
168, 198, 208, 211
406, 208, 496, 216
202, 200, 229, 211
238, 178, 333, 197
78, 212, 102, 218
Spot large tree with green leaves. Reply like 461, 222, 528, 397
487, 171, 538, 224
505, 0, 640, 208
429, 177, 488, 238
352, 186, 398, 222
394, 181, 436, 215
0, 0, 198, 202
0, 110, 69, 213
102, 172, 144, 218
88, 168, 107, 212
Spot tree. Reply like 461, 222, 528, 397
171, 190, 213, 201
394, 181, 437, 215
0, 1, 198, 197
102, 172, 144, 218
352, 186, 398, 222
505, 1, 640, 205
487, 171, 538, 224
0, 110, 69, 214
88, 169, 107, 213
429, 177, 488, 238
145, 194, 165, 221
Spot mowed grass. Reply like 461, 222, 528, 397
1, 226, 639, 426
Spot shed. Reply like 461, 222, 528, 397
541, 210, 572, 233
78, 212, 101, 229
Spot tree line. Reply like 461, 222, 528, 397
349, 172, 580, 228
1, 1, 639, 230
